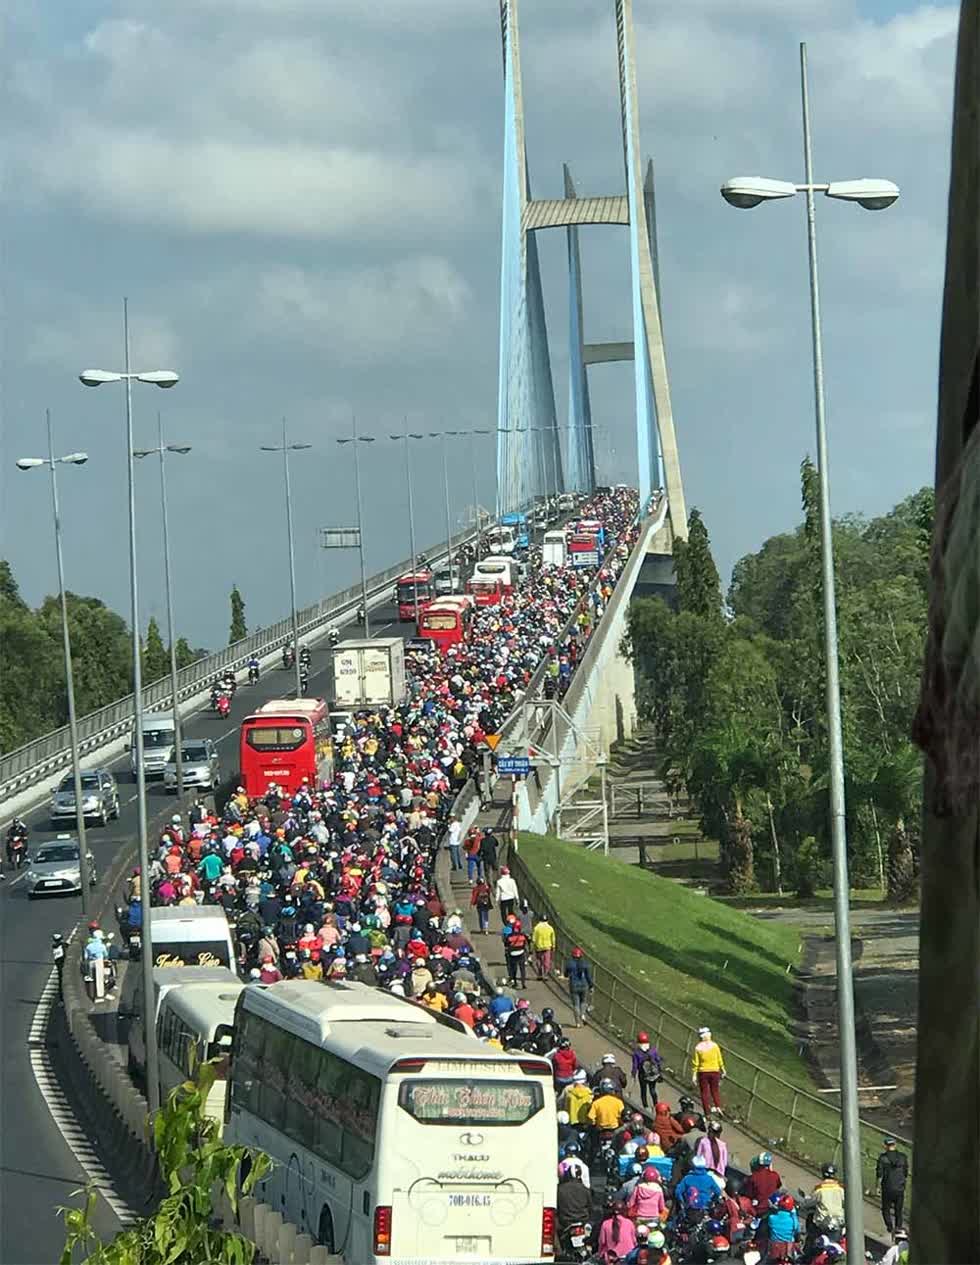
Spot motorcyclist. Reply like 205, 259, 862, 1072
745, 1152, 782, 1211
810, 1163, 845, 1227
556, 1167, 592, 1239
5, 817, 28, 871
52, 932, 66, 985
672, 1156, 722, 1219
247, 655, 260, 683
880, 1230, 909, 1265
299, 665, 309, 695
282, 644, 295, 668
300, 645, 310, 667
328, 625, 340, 646
590, 1052, 628, 1093
557, 1141, 590, 1189
761, 1193, 799, 1262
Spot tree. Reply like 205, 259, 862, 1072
228, 585, 247, 645
174, 637, 201, 669
143, 617, 168, 683
60, 1060, 268, 1264
673, 508, 722, 619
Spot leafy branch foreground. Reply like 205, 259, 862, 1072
60, 1062, 268, 1265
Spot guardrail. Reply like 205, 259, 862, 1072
0, 527, 478, 804
507, 846, 913, 1199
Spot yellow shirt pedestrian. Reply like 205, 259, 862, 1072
588, 1093, 625, 1130
563, 1083, 593, 1125
532, 921, 556, 951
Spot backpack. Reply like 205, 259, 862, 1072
508, 932, 527, 952
639, 1055, 661, 1082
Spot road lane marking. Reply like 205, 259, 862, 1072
29, 934, 135, 1226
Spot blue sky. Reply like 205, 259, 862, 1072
0, 0, 958, 646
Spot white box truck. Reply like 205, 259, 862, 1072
130, 712, 176, 777
332, 637, 407, 708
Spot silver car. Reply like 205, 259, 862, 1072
49, 769, 119, 829
163, 739, 220, 791
26, 836, 97, 899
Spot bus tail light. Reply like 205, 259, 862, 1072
391, 1058, 427, 1073
518, 1059, 552, 1077
541, 1207, 556, 1257
374, 1205, 392, 1256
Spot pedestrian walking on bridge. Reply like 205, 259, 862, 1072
564, 946, 593, 1027
691, 1025, 726, 1115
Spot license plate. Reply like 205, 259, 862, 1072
453, 1238, 488, 1255
571, 1234, 586, 1247
41, 880, 62, 887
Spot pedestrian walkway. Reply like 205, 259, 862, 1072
447, 785, 891, 1246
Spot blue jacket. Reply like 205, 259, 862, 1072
566, 959, 593, 990
489, 994, 514, 1017
674, 1170, 718, 1211
766, 1209, 799, 1244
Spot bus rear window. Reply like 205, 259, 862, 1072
245, 725, 307, 751
398, 1080, 543, 1126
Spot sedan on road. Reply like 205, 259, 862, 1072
49, 769, 120, 828
25, 837, 97, 899
163, 739, 220, 791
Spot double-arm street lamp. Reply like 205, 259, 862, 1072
261, 420, 312, 698
134, 415, 192, 801
16, 412, 92, 911
720, 43, 899, 1254
79, 297, 179, 1115
336, 421, 375, 638
388, 424, 426, 623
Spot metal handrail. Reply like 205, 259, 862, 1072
0, 526, 478, 800
508, 848, 913, 1194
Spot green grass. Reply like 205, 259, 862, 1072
518, 832, 810, 1088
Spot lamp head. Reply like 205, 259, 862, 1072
62, 453, 89, 466
79, 369, 122, 387
720, 177, 798, 209
16, 457, 45, 470
136, 370, 179, 388
825, 178, 900, 210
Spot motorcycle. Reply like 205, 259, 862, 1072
6, 834, 28, 871
215, 692, 231, 719
300, 646, 311, 667
328, 626, 340, 647
247, 662, 260, 685
282, 646, 295, 670
558, 1222, 592, 1262
220, 673, 237, 696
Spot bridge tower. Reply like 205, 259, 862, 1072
496, 0, 687, 542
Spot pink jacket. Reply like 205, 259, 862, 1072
597, 1214, 637, 1262
627, 1181, 667, 1222
695, 1134, 729, 1174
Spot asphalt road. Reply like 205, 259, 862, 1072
0, 604, 405, 1265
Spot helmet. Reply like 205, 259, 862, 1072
636, 1031, 650, 1043
573, 1069, 587, 1083
571, 946, 583, 958
558, 1037, 572, 1049
821, 1163, 837, 1179
706, 1220, 725, 1235
642, 1165, 658, 1181
894, 1230, 909, 1242
649, 1230, 666, 1249
710, 1236, 730, 1252
602, 1053, 617, 1065
541, 1007, 554, 1022
708, 1121, 723, 1136
556, 1111, 570, 1125
759, 1151, 773, 1168
725, 1175, 744, 1197
825, 1248, 844, 1262
678, 1096, 697, 1113
564, 1142, 580, 1156
599, 1078, 616, 1094
778, 1194, 795, 1212
691, 1156, 707, 1170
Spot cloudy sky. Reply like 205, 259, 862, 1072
0, 0, 957, 648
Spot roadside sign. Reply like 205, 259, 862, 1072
497, 755, 531, 776
484, 733, 502, 751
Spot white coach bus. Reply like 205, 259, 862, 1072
225, 981, 557, 1263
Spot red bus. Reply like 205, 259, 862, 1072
238, 698, 334, 798
465, 576, 504, 607
417, 596, 474, 652
396, 571, 434, 621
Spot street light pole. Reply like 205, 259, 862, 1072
16, 416, 92, 911
717, 46, 901, 1254
260, 421, 311, 697
78, 299, 180, 1117
134, 416, 192, 804
798, 43, 863, 1255
431, 432, 454, 580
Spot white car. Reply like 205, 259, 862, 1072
26, 837, 97, 899
163, 739, 220, 792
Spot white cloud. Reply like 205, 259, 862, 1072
24, 296, 181, 374
250, 257, 472, 362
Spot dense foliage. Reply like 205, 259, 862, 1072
0, 560, 205, 754
625, 462, 931, 900
60, 1060, 268, 1264
228, 585, 247, 645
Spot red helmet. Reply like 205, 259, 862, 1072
571, 947, 583, 958
637, 1031, 650, 1043
778, 1194, 795, 1212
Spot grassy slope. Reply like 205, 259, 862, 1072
519, 833, 811, 1087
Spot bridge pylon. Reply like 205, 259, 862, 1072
496, 0, 687, 541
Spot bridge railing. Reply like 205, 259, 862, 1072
0, 527, 477, 804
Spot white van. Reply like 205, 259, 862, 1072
131, 712, 176, 777
149, 906, 236, 970
157, 980, 243, 1127
542, 529, 567, 569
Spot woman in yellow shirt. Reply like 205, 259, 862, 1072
691, 1025, 726, 1114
